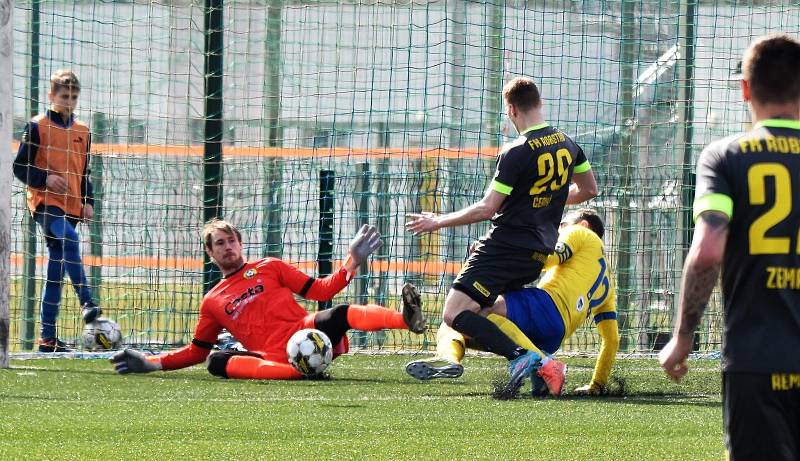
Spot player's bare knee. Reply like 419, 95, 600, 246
443, 291, 480, 326
443, 306, 470, 327
207, 351, 231, 378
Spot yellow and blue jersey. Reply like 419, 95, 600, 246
539, 224, 617, 339
502, 223, 619, 387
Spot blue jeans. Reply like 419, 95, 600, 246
33, 205, 95, 339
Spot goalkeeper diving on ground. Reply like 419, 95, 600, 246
110, 219, 426, 379
406, 209, 619, 397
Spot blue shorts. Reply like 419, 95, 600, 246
503, 288, 565, 355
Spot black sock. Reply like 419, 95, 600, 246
313, 303, 350, 346
451, 310, 527, 361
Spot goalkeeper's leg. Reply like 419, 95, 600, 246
208, 350, 302, 380
310, 297, 425, 349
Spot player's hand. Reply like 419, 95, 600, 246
348, 224, 383, 266
658, 335, 692, 383
574, 383, 605, 396
405, 212, 440, 235
110, 349, 161, 374
46, 174, 68, 194
468, 240, 480, 256
81, 203, 94, 221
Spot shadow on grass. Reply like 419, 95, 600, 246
492, 392, 721, 407
318, 403, 366, 409
6, 365, 216, 382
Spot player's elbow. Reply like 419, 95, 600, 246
12, 162, 27, 184
691, 244, 725, 269
583, 183, 599, 200
476, 207, 496, 221
471, 202, 497, 221
605, 331, 620, 350
599, 322, 620, 349
575, 177, 598, 200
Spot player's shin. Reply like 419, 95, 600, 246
346, 304, 406, 330
451, 310, 527, 360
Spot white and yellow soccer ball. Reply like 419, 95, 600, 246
286, 328, 333, 376
83, 318, 123, 351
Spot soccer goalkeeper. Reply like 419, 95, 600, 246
406, 209, 619, 397
110, 219, 426, 379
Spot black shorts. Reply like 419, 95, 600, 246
723, 371, 800, 460
452, 239, 547, 308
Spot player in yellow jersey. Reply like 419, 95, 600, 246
406, 209, 619, 397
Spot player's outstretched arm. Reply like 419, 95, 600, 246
405, 188, 505, 234
110, 349, 162, 374
277, 227, 381, 300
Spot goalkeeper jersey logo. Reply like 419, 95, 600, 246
224, 284, 264, 319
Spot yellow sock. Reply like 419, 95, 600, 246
487, 313, 545, 356
435, 322, 466, 364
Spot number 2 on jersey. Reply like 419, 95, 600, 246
747, 163, 799, 254
529, 148, 572, 195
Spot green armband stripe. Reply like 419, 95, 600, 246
520, 123, 549, 135
573, 161, 591, 174
491, 179, 513, 195
758, 119, 800, 130
693, 193, 733, 221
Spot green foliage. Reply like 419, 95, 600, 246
0, 356, 723, 460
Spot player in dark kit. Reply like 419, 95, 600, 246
110, 220, 426, 380
406, 76, 597, 395
660, 33, 800, 460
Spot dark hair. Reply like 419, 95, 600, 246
742, 33, 800, 105
502, 77, 541, 112
50, 69, 80, 94
202, 218, 242, 249
562, 208, 605, 239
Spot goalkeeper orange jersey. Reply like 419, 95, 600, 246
158, 258, 350, 370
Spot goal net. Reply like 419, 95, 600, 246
8, 0, 800, 355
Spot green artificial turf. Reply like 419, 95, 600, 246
0, 355, 723, 460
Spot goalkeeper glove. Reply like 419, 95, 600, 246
110, 349, 162, 374
574, 382, 605, 396
347, 224, 383, 267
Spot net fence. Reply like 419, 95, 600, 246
8, 0, 800, 354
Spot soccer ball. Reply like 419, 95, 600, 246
286, 328, 333, 376
83, 318, 123, 351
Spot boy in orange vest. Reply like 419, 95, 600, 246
13, 69, 101, 352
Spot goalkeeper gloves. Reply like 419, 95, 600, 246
574, 382, 605, 396
110, 349, 162, 374
347, 224, 383, 267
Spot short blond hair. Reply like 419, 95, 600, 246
50, 69, 80, 94
201, 218, 242, 249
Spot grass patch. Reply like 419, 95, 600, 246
0, 355, 723, 460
